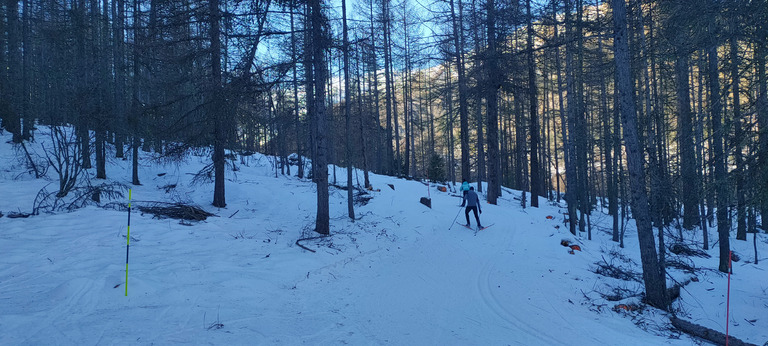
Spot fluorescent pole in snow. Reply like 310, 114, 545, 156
125, 189, 132, 296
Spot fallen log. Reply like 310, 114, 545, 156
670, 317, 757, 346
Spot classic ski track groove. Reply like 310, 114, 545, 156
473, 223, 567, 345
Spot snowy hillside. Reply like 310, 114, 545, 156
1, 128, 766, 345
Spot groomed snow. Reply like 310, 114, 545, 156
1, 128, 766, 345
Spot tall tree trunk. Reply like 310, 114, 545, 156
291, 0, 303, 179
130, 0, 141, 186
304, 0, 317, 181
676, 53, 698, 230
76, 0, 92, 170
0, 1, 6, 133
382, 0, 395, 175
389, 44, 400, 176
4, 0, 22, 143
564, 0, 578, 234
731, 34, 746, 241
329, 54, 338, 185
449, 0, 471, 182
595, 0, 617, 241
471, 0, 485, 193
446, 65, 456, 188
527, 0, 540, 208
210, 0, 226, 208
95, 0, 109, 180
575, 0, 589, 233
552, 0, 567, 205
543, 65, 553, 200
113, 0, 126, 159
614, 64, 626, 247
486, 0, 500, 205
757, 41, 768, 227
0, 1, 5, 118
695, 50, 710, 249
21, 0, 32, 141
700, 49, 716, 229
514, 89, 527, 195
367, 0, 383, 175
402, 8, 411, 177
709, 34, 730, 273
355, 44, 370, 189
342, 0, 355, 220
310, 0, 330, 235
612, 0, 668, 311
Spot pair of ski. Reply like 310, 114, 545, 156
457, 222, 493, 235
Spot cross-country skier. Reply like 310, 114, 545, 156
463, 186, 482, 228
460, 180, 470, 206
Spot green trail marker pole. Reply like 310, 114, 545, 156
126, 189, 132, 296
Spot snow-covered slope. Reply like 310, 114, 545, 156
1, 129, 766, 345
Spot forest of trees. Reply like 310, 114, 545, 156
1, 0, 766, 310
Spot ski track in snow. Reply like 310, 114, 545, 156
473, 228, 563, 345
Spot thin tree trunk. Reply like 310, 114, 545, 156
0, 0, 6, 135
342, 0, 355, 220
486, 0, 500, 205
94, 0, 108, 180
757, 41, 768, 227
402, 8, 411, 177
515, 90, 527, 193
527, 0, 540, 208
553, 0, 566, 205
113, 0, 126, 159
330, 54, 338, 185
446, 65, 456, 188
615, 67, 625, 248
367, 0, 383, 175
449, 0, 471, 182
575, 0, 588, 234
4, 0, 22, 143
382, 0, 395, 175
21, 0, 32, 141
310, 0, 330, 235
709, 34, 730, 273
731, 34, 746, 241
304, 0, 317, 182
130, 0, 141, 186
677, 53, 698, 230
389, 44, 400, 176
612, 0, 668, 311
471, 0, 485, 192
595, 0, 617, 241
291, 0, 303, 179
695, 50, 710, 249
210, 0, 226, 208
564, 0, 578, 235
355, 43, 370, 189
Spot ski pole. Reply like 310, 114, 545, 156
125, 189, 131, 296
449, 206, 463, 230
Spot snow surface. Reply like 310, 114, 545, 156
1, 128, 766, 345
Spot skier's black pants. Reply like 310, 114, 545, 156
465, 206, 480, 226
